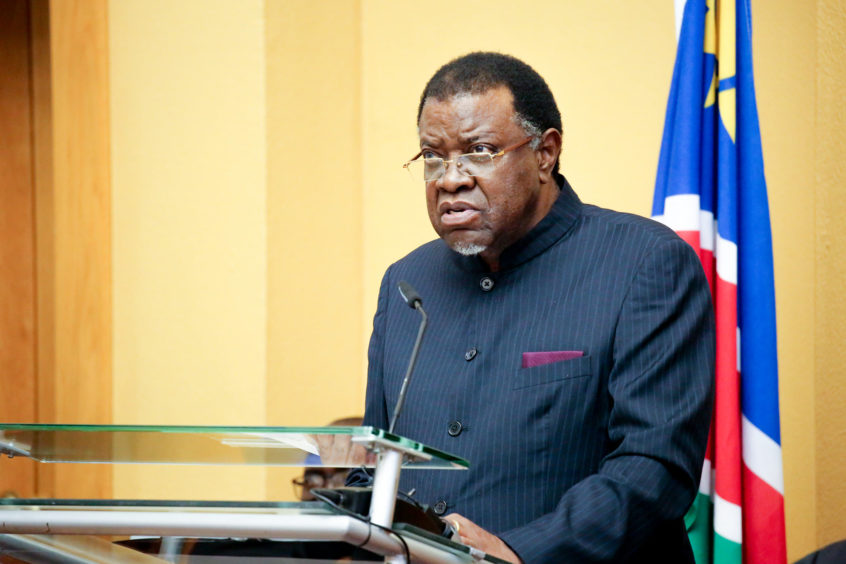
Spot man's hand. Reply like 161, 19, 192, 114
444, 513, 521, 563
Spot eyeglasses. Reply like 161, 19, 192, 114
292, 469, 349, 499
403, 137, 534, 183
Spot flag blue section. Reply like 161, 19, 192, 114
719, 76, 737, 91
716, 114, 737, 244
654, 0, 785, 558
653, 0, 780, 446
736, 0, 781, 444
652, 0, 709, 216
698, 96, 717, 219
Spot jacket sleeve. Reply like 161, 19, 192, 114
345, 266, 393, 488
498, 237, 715, 563
363, 265, 392, 430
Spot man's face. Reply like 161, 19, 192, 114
295, 467, 349, 501
418, 86, 554, 267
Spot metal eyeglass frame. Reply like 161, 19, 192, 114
403, 136, 534, 181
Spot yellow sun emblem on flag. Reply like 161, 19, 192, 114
704, 0, 736, 142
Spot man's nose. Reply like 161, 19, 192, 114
436, 160, 474, 192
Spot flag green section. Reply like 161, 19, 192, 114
713, 531, 742, 563
684, 491, 742, 563
685, 491, 712, 563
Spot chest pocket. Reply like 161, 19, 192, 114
512, 354, 593, 390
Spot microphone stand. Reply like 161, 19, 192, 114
368, 282, 428, 534
389, 297, 428, 434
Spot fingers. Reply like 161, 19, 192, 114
313, 435, 374, 466
446, 518, 461, 536
442, 513, 521, 563
443, 513, 474, 545
314, 434, 349, 465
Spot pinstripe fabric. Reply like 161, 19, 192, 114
363, 179, 715, 563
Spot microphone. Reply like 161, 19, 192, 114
388, 281, 428, 434
398, 280, 422, 309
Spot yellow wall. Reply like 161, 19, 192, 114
755, 0, 817, 556
264, 0, 365, 500
814, 0, 846, 547
89, 0, 842, 558
109, 0, 268, 499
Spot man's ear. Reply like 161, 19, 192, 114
535, 128, 562, 184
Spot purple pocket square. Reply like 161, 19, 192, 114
522, 350, 584, 368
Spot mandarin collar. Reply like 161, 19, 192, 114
450, 176, 583, 273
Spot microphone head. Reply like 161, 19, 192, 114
397, 280, 422, 309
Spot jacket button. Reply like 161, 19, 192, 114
433, 500, 447, 515
464, 348, 477, 361
447, 420, 463, 437
479, 277, 494, 291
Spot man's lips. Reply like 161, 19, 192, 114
438, 201, 481, 227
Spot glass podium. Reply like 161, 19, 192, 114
0, 425, 499, 564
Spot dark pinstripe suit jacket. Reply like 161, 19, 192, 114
362, 179, 715, 563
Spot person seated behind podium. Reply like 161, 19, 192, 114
293, 416, 363, 501
130, 415, 377, 561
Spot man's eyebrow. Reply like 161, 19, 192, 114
459, 128, 499, 144
418, 134, 442, 147
418, 130, 495, 148
418, 129, 497, 149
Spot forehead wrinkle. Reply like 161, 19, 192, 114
418, 88, 515, 148
457, 128, 495, 145
421, 121, 498, 144
418, 131, 445, 148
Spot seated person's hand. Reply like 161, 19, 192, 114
313, 433, 374, 467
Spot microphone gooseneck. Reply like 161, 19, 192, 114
389, 280, 428, 434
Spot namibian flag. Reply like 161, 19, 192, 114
651, 1, 786, 563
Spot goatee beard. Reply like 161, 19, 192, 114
450, 241, 487, 256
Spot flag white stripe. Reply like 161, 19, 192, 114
716, 234, 737, 285
742, 414, 785, 495
653, 194, 698, 231
653, 194, 715, 252
699, 458, 712, 495
701, 211, 714, 252
674, 0, 687, 41
714, 492, 743, 544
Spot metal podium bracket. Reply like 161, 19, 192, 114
350, 435, 433, 463
349, 435, 439, 563
0, 438, 32, 460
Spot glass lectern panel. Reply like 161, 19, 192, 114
0, 424, 468, 469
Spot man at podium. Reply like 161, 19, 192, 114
352, 52, 715, 564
